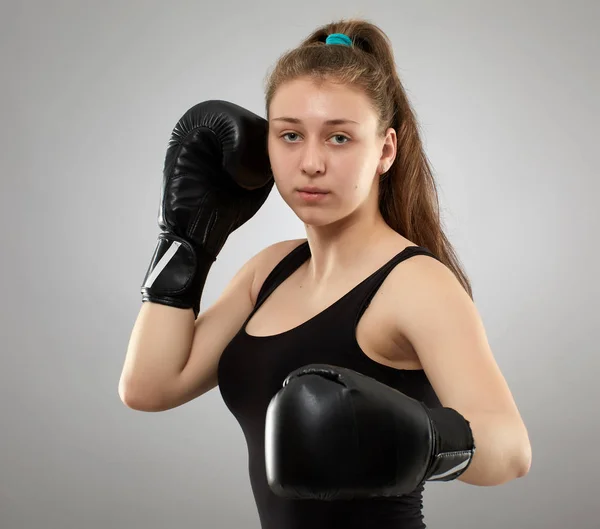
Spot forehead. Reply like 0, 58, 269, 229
270, 78, 376, 126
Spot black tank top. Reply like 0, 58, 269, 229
217, 241, 443, 529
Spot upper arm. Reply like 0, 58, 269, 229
160, 238, 305, 410
392, 257, 522, 419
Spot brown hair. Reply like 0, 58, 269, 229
264, 18, 473, 299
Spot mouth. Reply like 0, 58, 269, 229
296, 187, 330, 194
296, 189, 331, 202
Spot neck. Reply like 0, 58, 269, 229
302, 209, 395, 289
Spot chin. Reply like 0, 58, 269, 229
294, 209, 344, 228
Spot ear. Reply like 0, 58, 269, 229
378, 127, 397, 174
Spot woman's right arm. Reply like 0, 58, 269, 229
120, 100, 276, 411
118, 239, 303, 412
119, 247, 259, 412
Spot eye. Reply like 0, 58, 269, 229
330, 134, 350, 145
281, 132, 300, 142
280, 133, 351, 144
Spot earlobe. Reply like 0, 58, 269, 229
379, 161, 391, 175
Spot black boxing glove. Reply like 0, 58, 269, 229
265, 364, 476, 501
141, 100, 273, 318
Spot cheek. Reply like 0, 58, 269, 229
340, 157, 377, 192
267, 139, 289, 175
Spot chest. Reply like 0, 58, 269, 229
245, 269, 423, 371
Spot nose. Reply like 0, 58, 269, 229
299, 137, 326, 176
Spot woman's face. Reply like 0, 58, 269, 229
267, 77, 395, 227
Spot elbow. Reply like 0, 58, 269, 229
119, 389, 152, 411
517, 443, 533, 478
118, 378, 168, 412
508, 433, 532, 481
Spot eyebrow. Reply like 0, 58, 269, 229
270, 117, 360, 125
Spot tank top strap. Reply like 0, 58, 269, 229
254, 240, 311, 311
347, 245, 441, 327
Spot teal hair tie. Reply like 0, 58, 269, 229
325, 33, 352, 47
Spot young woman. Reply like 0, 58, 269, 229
121, 18, 531, 529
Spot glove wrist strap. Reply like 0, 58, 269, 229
141, 232, 216, 318
424, 407, 476, 482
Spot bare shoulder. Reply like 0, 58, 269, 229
376, 249, 460, 352
386, 250, 456, 296
250, 238, 308, 304
383, 249, 470, 331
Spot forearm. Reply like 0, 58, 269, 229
456, 410, 531, 486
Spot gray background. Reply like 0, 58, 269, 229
1, 1, 598, 528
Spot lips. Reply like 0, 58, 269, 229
297, 188, 329, 194
296, 188, 331, 202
